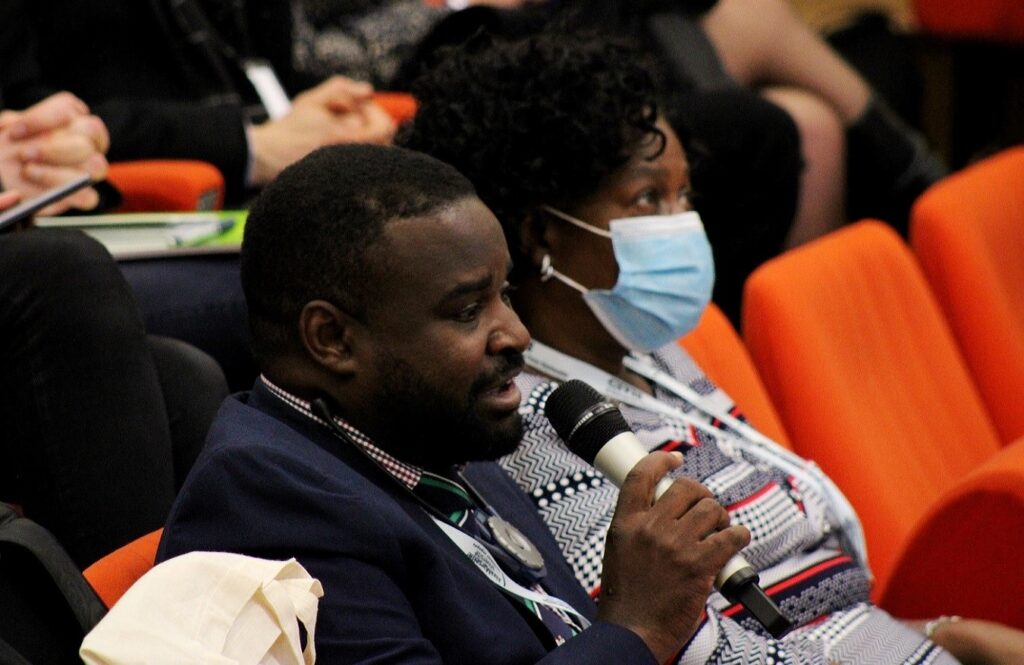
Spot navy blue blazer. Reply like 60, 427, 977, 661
159, 382, 655, 664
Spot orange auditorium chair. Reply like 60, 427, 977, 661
83, 529, 162, 609
374, 91, 418, 125
679, 303, 789, 447
911, 147, 1024, 445
106, 160, 224, 212
743, 220, 1024, 627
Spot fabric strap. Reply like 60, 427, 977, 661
415, 473, 588, 644
0, 503, 107, 633
430, 516, 588, 647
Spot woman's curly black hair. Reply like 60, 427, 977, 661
397, 30, 669, 273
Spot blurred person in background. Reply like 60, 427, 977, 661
0, 0, 393, 389
1, 0, 395, 206
0, 93, 227, 567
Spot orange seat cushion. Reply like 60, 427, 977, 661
107, 160, 224, 212
373, 92, 418, 125
83, 528, 163, 608
913, 0, 1024, 41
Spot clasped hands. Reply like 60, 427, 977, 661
249, 76, 397, 187
0, 92, 109, 216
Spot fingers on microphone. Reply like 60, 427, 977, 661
672, 494, 729, 545
654, 474, 714, 514
704, 524, 752, 567
660, 485, 750, 565
616, 451, 684, 513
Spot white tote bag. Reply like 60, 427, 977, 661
81, 552, 323, 665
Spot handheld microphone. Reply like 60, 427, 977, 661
545, 379, 792, 638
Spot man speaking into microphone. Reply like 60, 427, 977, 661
159, 143, 750, 664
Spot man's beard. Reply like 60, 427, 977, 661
367, 351, 524, 472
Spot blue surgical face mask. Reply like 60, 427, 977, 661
539, 206, 715, 353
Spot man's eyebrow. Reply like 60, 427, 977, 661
442, 274, 493, 301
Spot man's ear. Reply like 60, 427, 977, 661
299, 300, 360, 376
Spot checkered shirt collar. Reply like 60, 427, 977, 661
260, 375, 422, 489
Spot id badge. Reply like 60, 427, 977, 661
242, 58, 291, 120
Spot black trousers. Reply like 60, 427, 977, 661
0, 229, 226, 568
119, 255, 256, 392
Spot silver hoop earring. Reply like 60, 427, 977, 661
539, 254, 554, 282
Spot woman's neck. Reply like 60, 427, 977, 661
515, 280, 653, 395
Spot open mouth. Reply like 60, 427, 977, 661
479, 371, 522, 412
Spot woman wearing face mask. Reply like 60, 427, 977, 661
399, 31, 1024, 665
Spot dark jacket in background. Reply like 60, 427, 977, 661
0, 0, 300, 202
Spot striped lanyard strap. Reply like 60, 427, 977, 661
431, 517, 590, 645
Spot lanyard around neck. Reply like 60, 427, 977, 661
523, 340, 869, 570
168, 0, 291, 118
307, 397, 589, 632
430, 518, 590, 630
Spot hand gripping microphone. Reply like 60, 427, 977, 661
545, 379, 792, 638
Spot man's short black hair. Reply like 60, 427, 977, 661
241, 144, 477, 363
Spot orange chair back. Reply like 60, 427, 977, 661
742, 221, 1000, 597
106, 160, 224, 212
911, 147, 1024, 445
83, 529, 162, 608
679, 303, 790, 447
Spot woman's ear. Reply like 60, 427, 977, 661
519, 210, 555, 269
299, 300, 359, 376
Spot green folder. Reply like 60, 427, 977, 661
35, 210, 248, 258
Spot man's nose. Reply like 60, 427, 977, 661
488, 302, 530, 355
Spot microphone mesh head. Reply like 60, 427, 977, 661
545, 380, 631, 464
545, 380, 605, 440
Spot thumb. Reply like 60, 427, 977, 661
0, 190, 22, 211
614, 451, 684, 515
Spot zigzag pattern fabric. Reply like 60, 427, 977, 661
499, 344, 957, 664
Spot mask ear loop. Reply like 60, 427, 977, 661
538, 254, 590, 294
540, 205, 613, 239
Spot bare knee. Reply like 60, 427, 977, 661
763, 87, 846, 245
763, 87, 844, 162
702, 0, 805, 84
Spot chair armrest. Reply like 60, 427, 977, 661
878, 436, 1024, 628
107, 160, 224, 212
83, 529, 163, 609
373, 92, 418, 125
